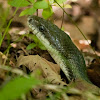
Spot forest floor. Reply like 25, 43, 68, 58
0, 0, 100, 100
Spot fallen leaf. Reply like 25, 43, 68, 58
0, 52, 7, 65
16, 55, 66, 86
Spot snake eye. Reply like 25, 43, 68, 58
39, 25, 45, 32
29, 18, 32, 23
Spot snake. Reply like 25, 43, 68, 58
27, 15, 90, 83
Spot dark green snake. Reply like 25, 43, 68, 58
28, 15, 90, 83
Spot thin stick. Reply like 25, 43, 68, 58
54, 0, 97, 57
61, 3, 64, 28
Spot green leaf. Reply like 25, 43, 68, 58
42, 6, 53, 19
34, 0, 48, 9
64, 4, 72, 8
0, 76, 40, 100
29, 0, 35, 4
9, 0, 30, 7
0, 33, 2, 40
49, 0, 54, 4
26, 43, 37, 50
55, 0, 66, 4
32, 35, 46, 50
38, 43, 46, 50
19, 7, 36, 16
33, 35, 40, 43
27, 34, 35, 40
61, 26, 64, 31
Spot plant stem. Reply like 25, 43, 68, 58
0, 7, 19, 47
54, 0, 97, 56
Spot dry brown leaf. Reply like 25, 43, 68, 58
16, 55, 67, 86
0, 52, 7, 80
0, 52, 7, 65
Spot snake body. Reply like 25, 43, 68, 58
28, 15, 90, 82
